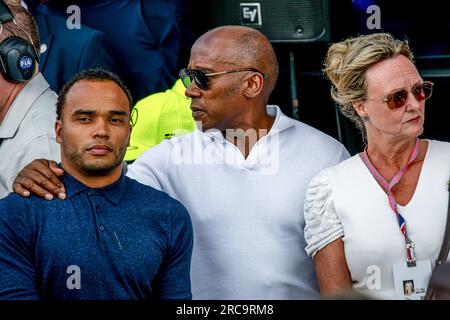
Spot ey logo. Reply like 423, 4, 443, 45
66, 265, 81, 290
240, 3, 262, 25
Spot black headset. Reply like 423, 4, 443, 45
0, 0, 39, 83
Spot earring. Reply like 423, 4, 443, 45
361, 114, 369, 122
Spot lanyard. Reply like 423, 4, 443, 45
360, 138, 420, 267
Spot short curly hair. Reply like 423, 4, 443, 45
323, 33, 414, 143
56, 68, 133, 120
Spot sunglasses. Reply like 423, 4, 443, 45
179, 68, 267, 90
366, 81, 434, 110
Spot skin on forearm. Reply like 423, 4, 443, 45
313, 237, 353, 297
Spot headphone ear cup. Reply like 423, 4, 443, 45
0, 50, 7, 76
0, 36, 37, 83
27, 41, 39, 64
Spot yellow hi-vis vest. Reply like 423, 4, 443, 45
124, 79, 195, 162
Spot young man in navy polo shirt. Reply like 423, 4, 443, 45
0, 69, 193, 300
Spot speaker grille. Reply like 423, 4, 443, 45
205, 0, 329, 42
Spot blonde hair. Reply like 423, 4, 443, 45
323, 33, 414, 141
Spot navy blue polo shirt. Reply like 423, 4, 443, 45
0, 171, 193, 300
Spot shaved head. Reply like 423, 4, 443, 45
194, 26, 279, 98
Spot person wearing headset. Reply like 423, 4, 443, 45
0, 1, 59, 199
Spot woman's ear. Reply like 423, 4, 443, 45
352, 101, 366, 118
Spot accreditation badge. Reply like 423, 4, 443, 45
393, 260, 432, 300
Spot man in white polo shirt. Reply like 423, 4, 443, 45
13, 26, 349, 299
0, 1, 59, 198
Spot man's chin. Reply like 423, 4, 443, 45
79, 160, 122, 176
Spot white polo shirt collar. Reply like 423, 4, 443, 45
201, 105, 294, 143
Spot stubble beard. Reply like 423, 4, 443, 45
66, 145, 126, 176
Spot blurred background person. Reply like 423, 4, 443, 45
24, 0, 187, 102
124, 78, 195, 164
26, 4, 117, 94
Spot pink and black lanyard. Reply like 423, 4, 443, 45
360, 138, 420, 267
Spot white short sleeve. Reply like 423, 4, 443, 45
304, 169, 344, 258
126, 141, 171, 191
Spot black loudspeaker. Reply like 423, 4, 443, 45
204, 0, 330, 42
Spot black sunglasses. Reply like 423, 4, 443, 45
366, 81, 434, 110
179, 68, 267, 90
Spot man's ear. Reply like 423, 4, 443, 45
55, 120, 62, 144
127, 124, 132, 147
244, 73, 264, 98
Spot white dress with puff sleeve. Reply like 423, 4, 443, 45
304, 140, 450, 299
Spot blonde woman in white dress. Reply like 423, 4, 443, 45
304, 33, 450, 300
